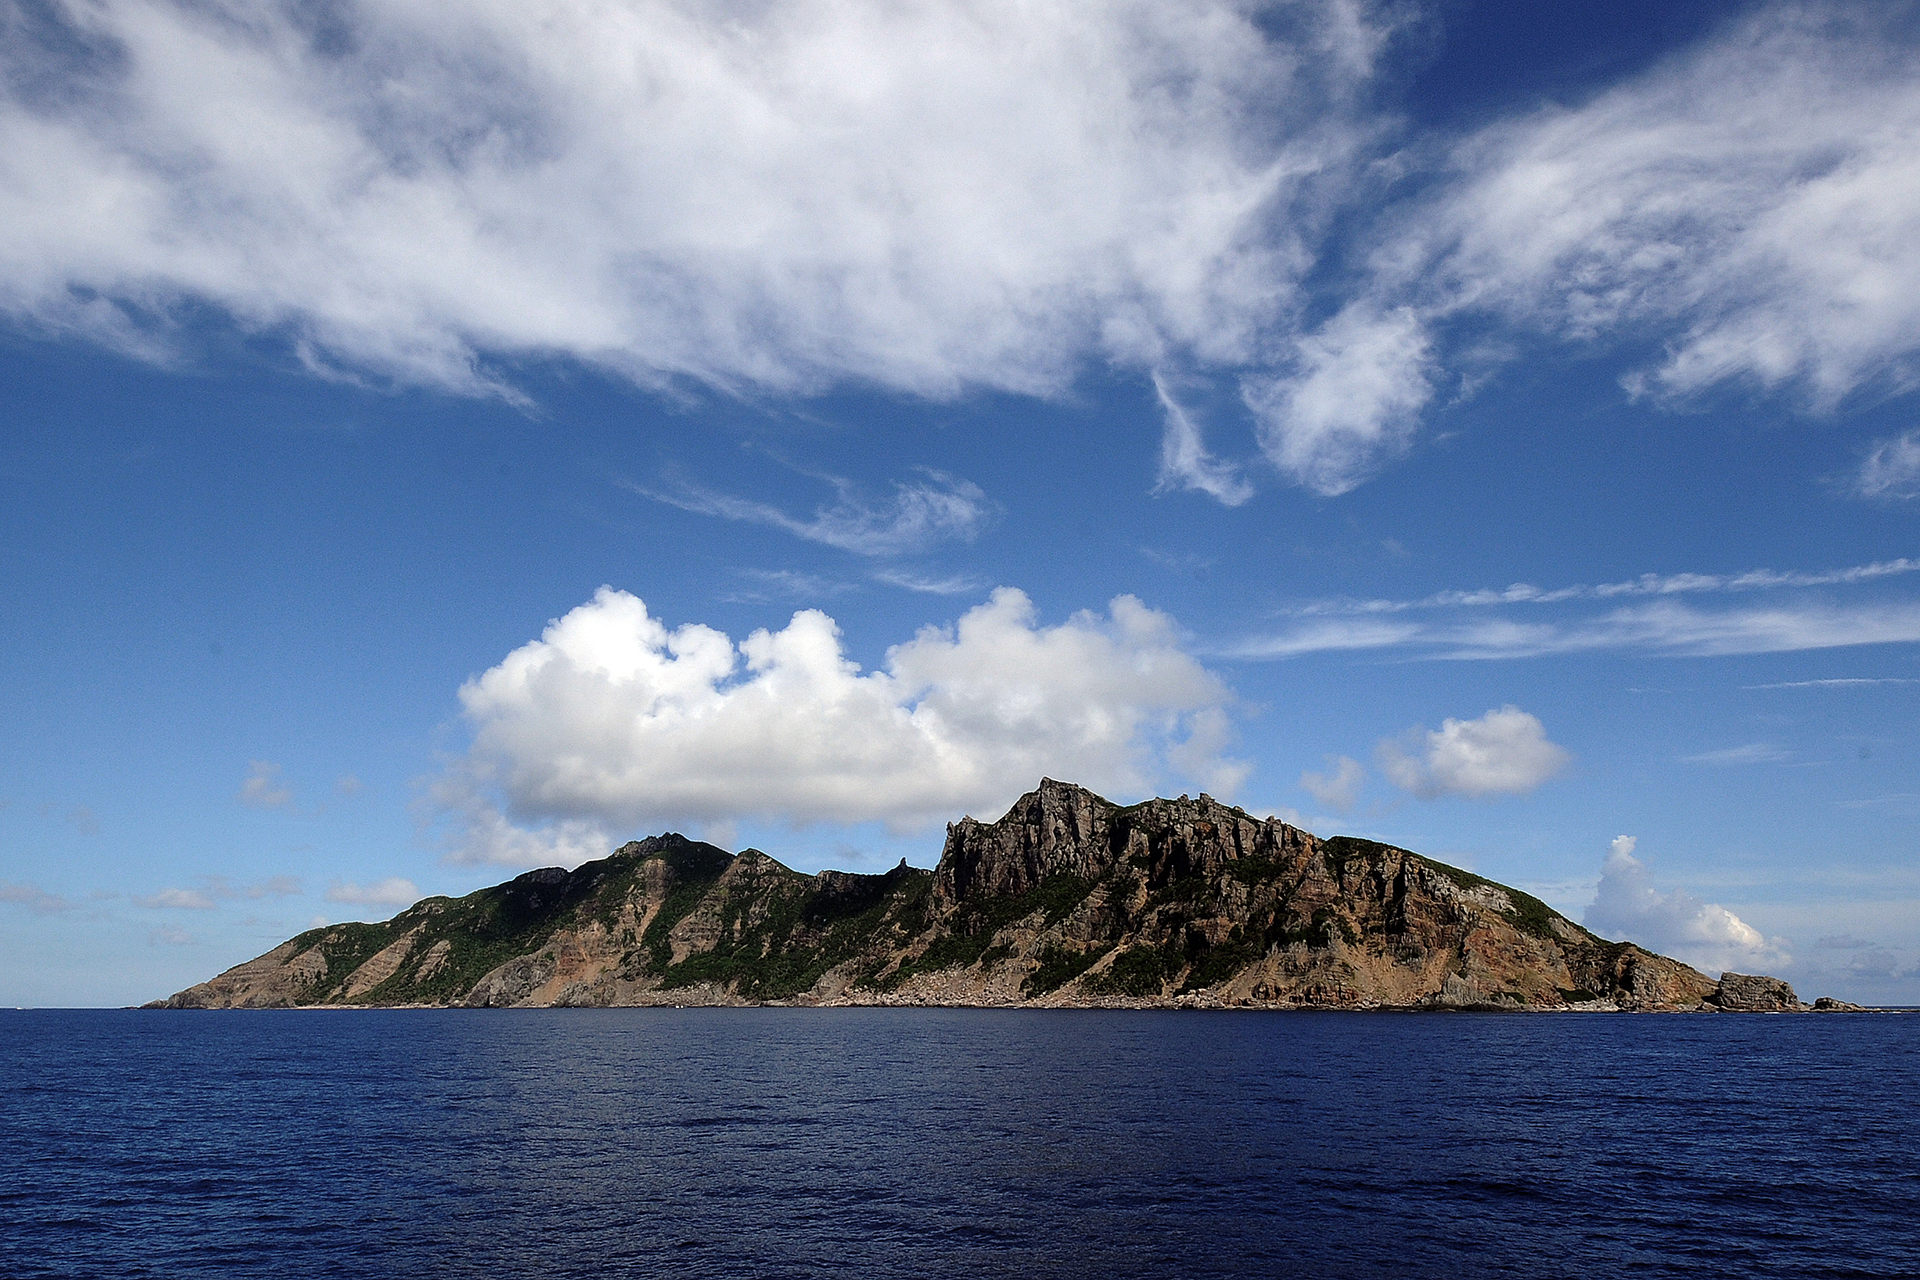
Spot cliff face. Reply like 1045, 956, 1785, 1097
155, 780, 1783, 1012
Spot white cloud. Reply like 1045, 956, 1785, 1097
136, 887, 216, 910
1289, 557, 1920, 618
238, 760, 293, 809
324, 877, 421, 908
1585, 836, 1790, 975
1227, 570, 1920, 661
1857, 430, 1920, 500
6, 5, 1919, 503
440, 584, 1244, 864
1299, 755, 1366, 814
1272, 8, 1920, 491
1242, 304, 1434, 496
1746, 677, 1919, 689
1439, 10, 1920, 404
1152, 374, 1252, 506
335, 774, 363, 796
0, 0, 1381, 411
634, 469, 993, 557
1376, 706, 1568, 799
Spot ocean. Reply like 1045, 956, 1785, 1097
3, 1008, 1915, 1278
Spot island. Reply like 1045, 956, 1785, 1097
154, 779, 1842, 1012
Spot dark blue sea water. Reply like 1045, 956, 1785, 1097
2, 1009, 1916, 1279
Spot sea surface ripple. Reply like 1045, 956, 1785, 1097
2, 1008, 1916, 1278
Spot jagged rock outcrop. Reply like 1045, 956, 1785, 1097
152, 780, 1807, 1013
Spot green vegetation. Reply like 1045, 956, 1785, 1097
639, 845, 736, 968
1265, 905, 1352, 951
1178, 934, 1259, 993
1414, 855, 1568, 941
655, 868, 931, 1000
877, 873, 1094, 990
1024, 942, 1111, 995
1086, 942, 1183, 996
300, 922, 394, 998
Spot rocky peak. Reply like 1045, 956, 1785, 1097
934, 778, 1120, 905
934, 780, 1315, 909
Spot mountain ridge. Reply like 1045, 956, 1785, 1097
154, 779, 1823, 1012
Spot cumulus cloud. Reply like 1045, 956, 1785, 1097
1856, 430, 1920, 500
1299, 755, 1366, 814
238, 760, 293, 809
1376, 706, 1569, 799
438, 585, 1244, 865
0, 1, 1379, 409
325, 877, 421, 909
635, 469, 993, 557
1585, 836, 1790, 975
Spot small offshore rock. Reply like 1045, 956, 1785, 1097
1713, 972, 1803, 1012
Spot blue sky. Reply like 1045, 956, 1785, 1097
4, 0, 1918, 1007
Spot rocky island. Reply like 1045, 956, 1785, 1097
156, 779, 1827, 1012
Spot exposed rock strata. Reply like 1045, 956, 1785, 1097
154, 780, 1820, 1013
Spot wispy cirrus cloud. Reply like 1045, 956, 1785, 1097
1226, 557, 1920, 661
1289, 558, 1920, 618
1253, 7, 1920, 494
631, 469, 995, 558
870, 569, 989, 597
1233, 599, 1920, 661
1744, 677, 1919, 689
1856, 431, 1920, 500
1684, 743, 1793, 766
1152, 374, 1253, 507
